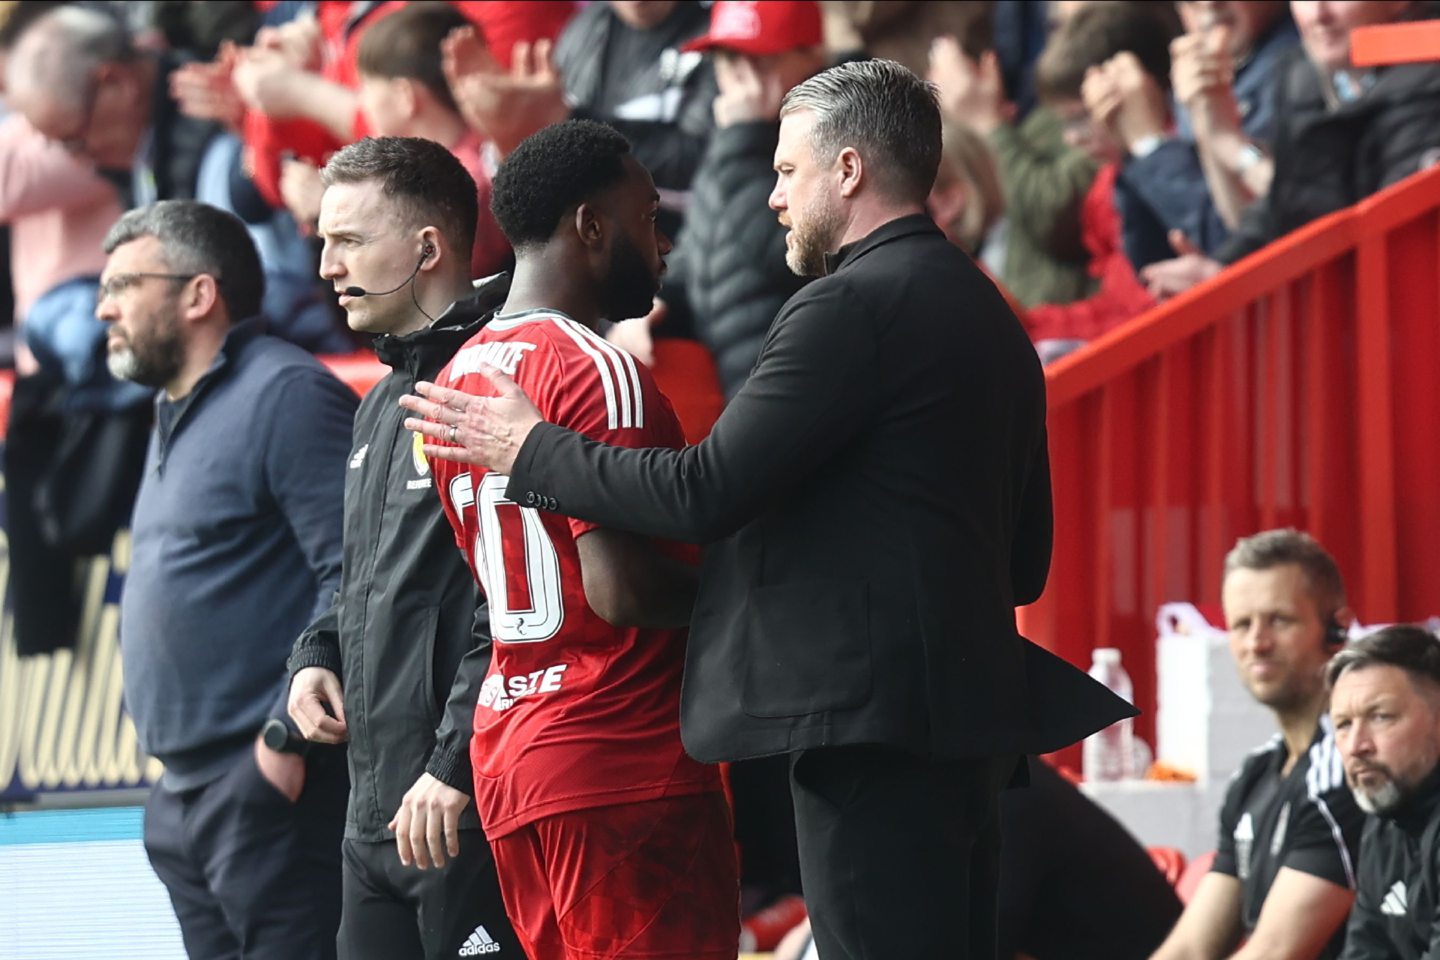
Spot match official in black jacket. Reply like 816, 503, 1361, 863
404, 61, 1130, 959
286, 137, 520, 960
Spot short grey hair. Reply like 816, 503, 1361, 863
5, 6, 135, 112
779, 58, 943, 204
1223, 528, 1347, 617
104, 200, 265, 321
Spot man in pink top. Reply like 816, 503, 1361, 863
0, 114, 119, 333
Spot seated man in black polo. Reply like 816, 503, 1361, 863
1151, 529, 1364, 960
1330, 625, 1440, 960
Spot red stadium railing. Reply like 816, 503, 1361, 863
1352, 20, 1440, 67
1018, 165, 1440, 754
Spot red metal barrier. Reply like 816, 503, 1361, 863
1352, 20, 1440, 67
1020, 166, 1440, 756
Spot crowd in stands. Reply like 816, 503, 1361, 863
2, 0, 1435, 411
7, 0, 1440, 957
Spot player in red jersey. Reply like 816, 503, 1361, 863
426, 120, 739, 960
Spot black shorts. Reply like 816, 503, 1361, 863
338, 833, 521, 960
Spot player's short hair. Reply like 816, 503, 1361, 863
490, 119, 633, 251
1326, 625, 1440, 695
322, 136, 478, 262
103, 199, 265, 321
1036, 1, 1178, 102
1223, 528, 1347, 618
779, 58, 941, 205
356, 3, 469, 114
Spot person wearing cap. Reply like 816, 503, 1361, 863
623, 0, 828, 402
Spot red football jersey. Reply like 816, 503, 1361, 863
432, 309, 720, 839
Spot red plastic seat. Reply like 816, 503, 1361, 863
1149, 846, 1187, 886
1176, 849, 1217, 904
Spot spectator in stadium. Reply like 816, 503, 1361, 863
1095, 1, 1296, 269
821, 0, 992, 78
1, 3, 211, 668
283, 137, 522, 960
230, 2, 575, 215
403, 60, 1129, 959
1018, 1, 1176, 361
637, 0, 825, 399
1329, 625, 1440, 960
164, 5, 355, 357
1144, 0, 1440, 300
355, 5, 509, 278
424, 119, 738, 960
5, 5, 219, 207
100, 200, 354, 959
276, 3, 513, 280
443, 0, 717, 243
1149, 528, 1364, 960
773, 757, 1184, 960
929, 0, 1099, 309
930, 118, 1007, 265
3, 4, 346, 354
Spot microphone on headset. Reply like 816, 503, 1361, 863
343, 244, 434, 299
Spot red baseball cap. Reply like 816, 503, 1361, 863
682, 1, 823, 57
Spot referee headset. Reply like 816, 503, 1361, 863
343, 242, 436, 300
343, 241, 438, 323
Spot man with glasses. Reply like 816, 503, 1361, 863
4, 5, 219, 206
100, 199, 356, 959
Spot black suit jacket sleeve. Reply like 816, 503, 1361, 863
424, 600, 493, 794
508, 276, 876, 543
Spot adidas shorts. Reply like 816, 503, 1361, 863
489, 792, 740, 959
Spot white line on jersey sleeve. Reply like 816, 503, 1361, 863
553, 317, 645, 430
572, 321, 647, 430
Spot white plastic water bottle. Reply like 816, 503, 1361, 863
1084, 647, 1136, 781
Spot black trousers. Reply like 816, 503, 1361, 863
790, 745, 1019, 960
337, 834, 522, 960
143, 744, 347, 960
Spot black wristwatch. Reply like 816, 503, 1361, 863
261, 718, 310, 756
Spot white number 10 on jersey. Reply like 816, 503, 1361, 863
448, 473, 566, 643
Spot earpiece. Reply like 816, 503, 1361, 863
1326, 615, 1348, 648
342, 245, 434, 300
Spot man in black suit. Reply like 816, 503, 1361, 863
402, 59, 1128, 960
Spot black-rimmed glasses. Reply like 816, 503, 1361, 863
98, 272, 203, 302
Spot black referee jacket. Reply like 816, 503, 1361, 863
287, 277, 508, 841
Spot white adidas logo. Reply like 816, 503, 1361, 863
1382, 880, 1408, 917
459, 925, 502, 956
